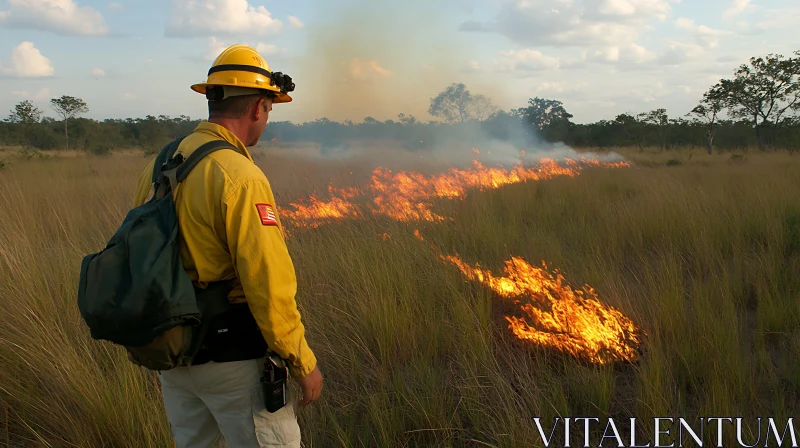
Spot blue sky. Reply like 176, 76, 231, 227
0, 0, 798, 124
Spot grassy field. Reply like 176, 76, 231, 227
1, 145, 799, 447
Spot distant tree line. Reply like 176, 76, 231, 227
2, 98, 199, 155
2, 51, 799, 155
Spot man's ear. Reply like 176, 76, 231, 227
252, 97, 265, 121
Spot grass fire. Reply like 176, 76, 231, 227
280, 153, 644, 365
279, 156, 629, 227
438, 252, 643, 365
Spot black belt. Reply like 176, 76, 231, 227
191, 302, 268, 365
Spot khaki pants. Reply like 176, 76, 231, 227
159, 358, 301, 448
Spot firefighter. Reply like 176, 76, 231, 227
131, 44, 322, 447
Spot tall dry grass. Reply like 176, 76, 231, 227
1, 147, 799, 447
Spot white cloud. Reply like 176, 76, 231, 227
288, 16, 304, 28
537, 82, 566, 93
658, 41, 705, 65
754, 7, 800, 31
626, 43, 656, 63
589, 43, 655, 64
494, 49, 561, 74
32, 87, 50, 101
674, 18, 729, 48
108, 2, 123, 11
460, 0, 677, 47
0, 0, 107, 36
629, 81, 673, 103
597, 0, 639, 16
205, 36, 228, 61
92, 68, 106, 77
723, 0, 751, 20
0, 42, 54, 77
591, 46, 621, 62
205, 37, 284, 61
122, 92, 136, 100
570, 99, 618, 109
256, 43, 283, 55
9, 87, 50, 101
462, 60, 481, 73
536, 81, 590, 96
674, 17, 693, 29
349, 58, 392, 81
595, 0, 672, 19
167, 0, 282, 37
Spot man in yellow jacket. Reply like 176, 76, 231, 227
132, 45, 322, 447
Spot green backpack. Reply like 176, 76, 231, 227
77, 137, 238, 371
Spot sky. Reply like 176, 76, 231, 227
0, 0, 798, 124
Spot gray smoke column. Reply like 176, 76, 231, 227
266, 0, 627, 168
291, 0, 499, 123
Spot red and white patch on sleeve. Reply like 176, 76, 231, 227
255, 203, 278, 226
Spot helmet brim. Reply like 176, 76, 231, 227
191, 83, 292, 103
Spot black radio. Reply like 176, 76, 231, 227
261, 353, 288, 413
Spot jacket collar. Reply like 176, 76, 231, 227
194, 121, 254, 162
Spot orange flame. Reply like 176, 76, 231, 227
279, 156, 629, 229
441, 253, 643, 364
368, 159, 583, 222
280, 186, 362, 229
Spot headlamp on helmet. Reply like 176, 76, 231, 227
204, 72, 294, 102
270, 72, 295, 94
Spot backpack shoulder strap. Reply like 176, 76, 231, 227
175, 140, 239, 183
152, 137, 186, 183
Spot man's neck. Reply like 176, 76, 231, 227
208, 117, 249, 146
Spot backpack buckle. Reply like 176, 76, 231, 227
161, 153, 185, 173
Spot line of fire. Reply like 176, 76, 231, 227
276, 154, 643, 365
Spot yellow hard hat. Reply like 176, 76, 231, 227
191, 44, 293, 104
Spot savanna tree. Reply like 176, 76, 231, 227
638, 108, 670, 151
708, 52, 800, 150
428, 83, 496, 123
516, 97, 574, 142
7, 100, 43, 124
689, 92, 724, 155
50, 95, 89, 150
614, 113, 646, 152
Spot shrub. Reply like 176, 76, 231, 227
25, 126, 61, 150
88, 143, 112, 156
20, 148, 50, 160
666, 159, 682, 166
729, 153, 747, 164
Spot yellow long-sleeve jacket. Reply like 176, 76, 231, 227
133, 122, 317, 378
